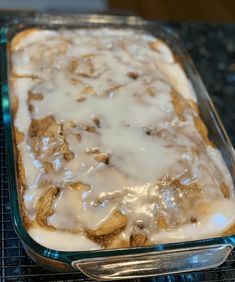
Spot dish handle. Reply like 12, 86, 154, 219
72, 244, 232, 280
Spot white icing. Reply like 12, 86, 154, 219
99, 127, 180, 181
47, 187, 116, 230
11, 28, 235, 251
18, 141, 42, 189
150, 199, 235, 243
149, 38, 175, 63
12, 30, 58, 51
156, 62, 196, 100
207, 146, 234, 188
12, 78, 38, 132
28, 226, 101, 251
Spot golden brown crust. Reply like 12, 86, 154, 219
127, 71, 139, 80
220, 182, 230, 199
12, 125, 33, 227
62, 142, 74, 161
156, 179, 202, 228
157, 215, 168, 230
86, 211, 128, 248
14, 127, 24, 144
223, 224, 235, 236
75, 132, 82, 142
36, 187, 59, 228
146, 87, 156, 97
29, 115, 59, 139
11, 94, 19, 119
95, 153, 110, 164
29, 115, 74, 161
69, 181, 90, 191
16, 149, 26, 187
29, 115, 60, 156
17, 150, 32, 228
195, 202, 210, 218
11, 28, 40, 50
87, 211, 127, 237
130, 233, 148, 247
170, 179, 201, 195
107, 238, 130, 249
173, 53, 184, 67
43, 162, 54, 174
11, 73, 40, 79
28, 91, 43, 101
67, 57, 79, 73
63, 120, 77, 131
188, 99, 199, 114
171, 88, 215, 148
84, 124, 97, 133
193, 116, 215, 147
174, 92, 215, 149
149, 39, 164, 52
68, 54, 105, 79
12, 116, 75, 231
86, 230, 121, 248
13, 128, 27, 200
171, 90, 187, 121
93, 117, 100, 128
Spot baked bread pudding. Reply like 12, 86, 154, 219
10, 28, 235, 251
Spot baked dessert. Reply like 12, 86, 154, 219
10, 28, 235, 251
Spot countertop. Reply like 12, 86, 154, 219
172, 23, 235, 145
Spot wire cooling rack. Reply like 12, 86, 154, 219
1, 19, 235, 281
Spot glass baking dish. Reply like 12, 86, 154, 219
1, 13, 235, 280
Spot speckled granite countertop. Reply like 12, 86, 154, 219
171, 23, 235, 145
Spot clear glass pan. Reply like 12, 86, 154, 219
1, 13, 235, 280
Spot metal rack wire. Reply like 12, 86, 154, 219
1, 21, 235, 282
